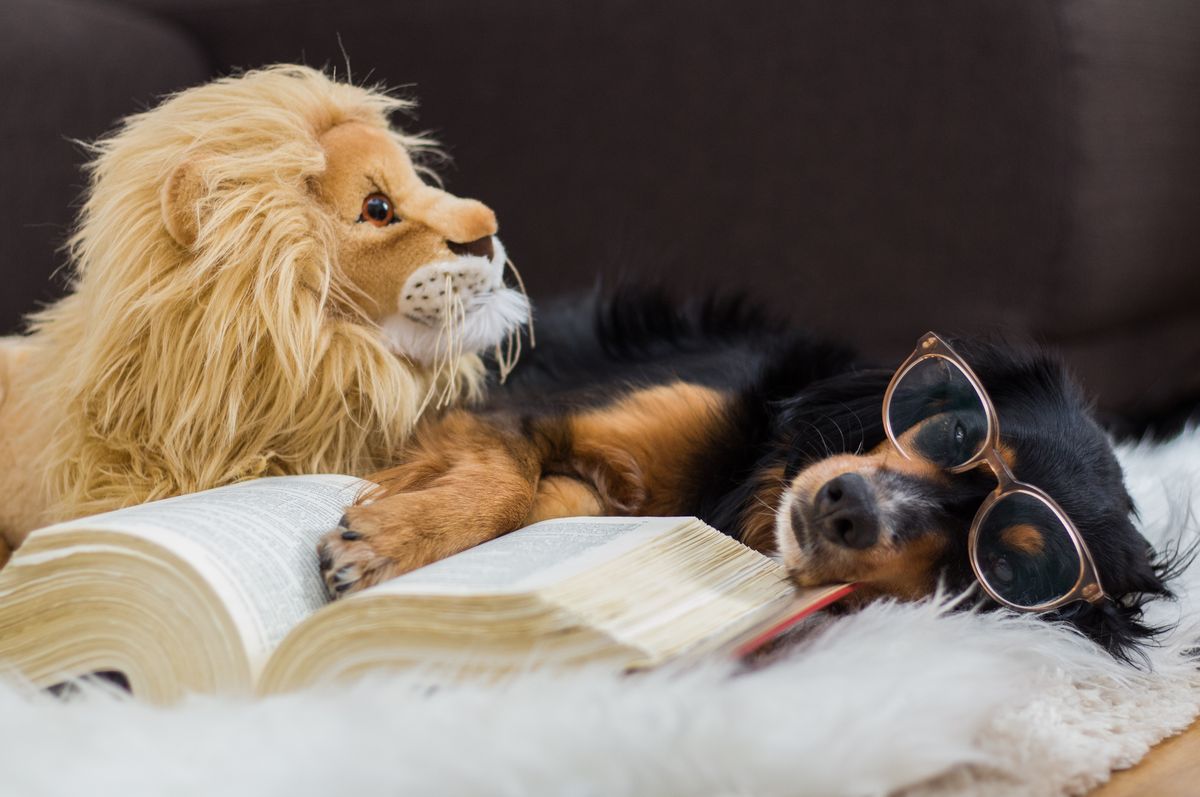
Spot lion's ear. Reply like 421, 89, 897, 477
160, 160, 204, 246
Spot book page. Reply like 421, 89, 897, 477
42, 475, 367, 666
370, 516, 691, 596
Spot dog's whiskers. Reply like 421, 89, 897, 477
751, 494, 780, 523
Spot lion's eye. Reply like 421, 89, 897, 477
358, 193, 399, 227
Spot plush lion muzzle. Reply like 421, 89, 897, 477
385, 235, 530, 366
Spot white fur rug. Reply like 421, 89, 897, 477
1, 429, 1198, 797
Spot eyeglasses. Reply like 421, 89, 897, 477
882, 332, 1106, 613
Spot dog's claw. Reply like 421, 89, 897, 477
317, 521, 401, 599
318, 504, 432, 599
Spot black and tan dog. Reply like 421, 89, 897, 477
319, 290, 1176, 659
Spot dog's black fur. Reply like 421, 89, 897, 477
489, 288, 1178, 661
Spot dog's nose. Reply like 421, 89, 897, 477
812, 473, 880, 549
447, 236, 495, 261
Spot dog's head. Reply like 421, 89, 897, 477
767, 338, 1173, 659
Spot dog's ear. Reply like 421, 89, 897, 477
1059, 538, 1179, 664
160, 160, 204, 247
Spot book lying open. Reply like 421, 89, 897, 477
0, 476, 852, 704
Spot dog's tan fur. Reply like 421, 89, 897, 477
739, 464, 788, 553
0, 65, 498, 550
1002, 524, 1046, 556
320, 382, 727, 594
567, 383, 727, 514
522, 477, 605, 525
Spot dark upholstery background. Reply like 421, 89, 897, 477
2, 0, 1198, 421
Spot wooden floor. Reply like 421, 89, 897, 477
1090, 718, 1200, 796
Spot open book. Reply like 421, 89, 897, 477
0, 476, 852, 704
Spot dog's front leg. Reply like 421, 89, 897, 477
317, 410, 550, 596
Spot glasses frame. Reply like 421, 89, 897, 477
882, 332, 1106, 612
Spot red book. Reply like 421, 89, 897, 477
732, 583, 858, 659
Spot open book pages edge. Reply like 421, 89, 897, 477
9, 475, 370, 682
0, 529, 257, 701
530, 521, 797, 664
260, 517, 711, 691
257, 594, 645, 694
262, 517, 851, 692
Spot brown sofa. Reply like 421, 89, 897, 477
3, 0, 1198, 425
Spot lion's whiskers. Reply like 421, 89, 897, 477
506, 256, 535, 349
414, 273, 458, 417
489, 255, 533, 384
436, 289, 467, 409
417, 256, 532, 405
494, 323, 522, 383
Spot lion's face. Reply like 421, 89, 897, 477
33, 66, 525, 524
316, 122, 529, 364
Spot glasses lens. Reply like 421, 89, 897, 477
974, 492, 1082, 608
886, 356, 989, 468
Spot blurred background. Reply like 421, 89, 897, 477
2, 0, 1198, 430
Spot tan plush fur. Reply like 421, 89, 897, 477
0, 65, 514, 550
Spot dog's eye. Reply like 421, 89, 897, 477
358, 193, 400, 227
952, 420, 967, 450
912, 413, 976, 466
988, 553, 1014, 585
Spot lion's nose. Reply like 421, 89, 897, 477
447, 236, 495, 261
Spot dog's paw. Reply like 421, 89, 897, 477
316, 490, 512, 599
317, 514, 404, 598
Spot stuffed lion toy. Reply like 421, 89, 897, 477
0, 65, 530, 565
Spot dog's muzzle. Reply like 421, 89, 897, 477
803, 473, 881, 550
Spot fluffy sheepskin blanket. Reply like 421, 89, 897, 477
1, 429, 1198, 797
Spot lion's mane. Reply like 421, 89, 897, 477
26, 65, 484, 520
